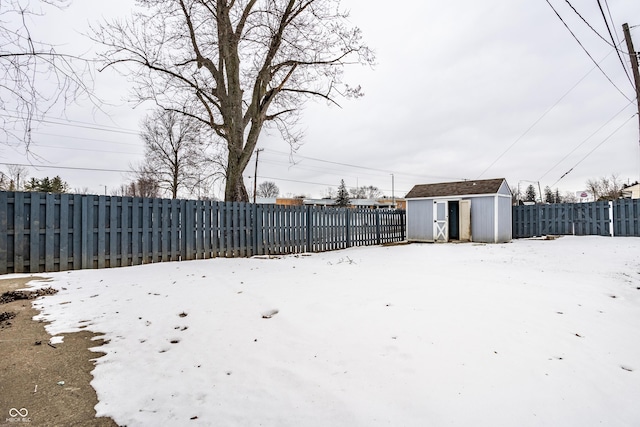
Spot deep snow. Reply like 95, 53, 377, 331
22, 236, 640, 426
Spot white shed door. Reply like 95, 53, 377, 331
459, 200, 471, 241
433, 201, 448, 242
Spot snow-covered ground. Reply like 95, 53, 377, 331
23, 236, 640, 426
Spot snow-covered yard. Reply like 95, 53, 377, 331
23, 236, 640, 426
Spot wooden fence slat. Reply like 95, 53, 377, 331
59, 194, 69, 271
131, 198, 140, 265
45, 194, 55, 271
121, 197, 130, 267
109, 197, 119, 268
14, 193, 25, 273
0, 192, 8, 273
29, 193, 40, 273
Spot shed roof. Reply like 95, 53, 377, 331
405, 178, 507, 199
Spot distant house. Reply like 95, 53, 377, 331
621, 183, 640, 199
405, 178, 512, 244
275, 198, 304, 206
272, 197, 405, 209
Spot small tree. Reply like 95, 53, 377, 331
543, 186, 554, 204
0, 172, 8, 191
256, 181, 279, 198
563, 191, 578, 203
553, 188, 562, 203
349, 185, 383, 199
2, 164, 29, 190
336, 180, 350, 207
115, 176, 160, 198
323, 187, 336, 199
510, 185, 521, 205
135, 109, 212, 199
525, 185, 537, 203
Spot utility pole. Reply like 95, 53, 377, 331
623, 23, 640, 181
391, 173, 395, 208
252, 148, 264, 204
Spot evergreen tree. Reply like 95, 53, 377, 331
544, 186, 554, 203
24, 176, 69, 193
553, 188, 562, 203
525, 184, 537, 202
336, 180, 350, 207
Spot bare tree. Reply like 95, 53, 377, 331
0, 171, 8, 190
349, 185, 382, 199
256, 181, 279, 198
135, 108, 214, 199
562, 191, 578, 203
93, 0, 374, 201
323, 186, 336, 199
509, 184, 521, 205
1, 0, 93, 148
113, 174, 160, 198
585, 175, 624, 201
2, 164, 29, 190
73, 187, 90, 194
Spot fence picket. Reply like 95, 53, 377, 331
0, 192, 8, 273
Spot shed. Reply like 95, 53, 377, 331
405, 178, 512, 243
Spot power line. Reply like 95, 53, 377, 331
595, 0, 635, 89
2, 113, 140, 136
0, 162, 130, 173
30, 131, 143, 147
31, 143, 141, 155
544, 0, 632, 102
537, 101, 635, 181
563, 0, 618, 49
477, 56, 604, 178
602, 0, 622, 45
263, 149, 466, 182
550, 113, 637, 187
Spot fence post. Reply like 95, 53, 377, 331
608, 201, 614, 237
306, 205, 312, 252
345, 208, 351, 248
375, 209, 381, 245
252, 203, 258, 256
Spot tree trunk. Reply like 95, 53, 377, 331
224, 149, 249, 202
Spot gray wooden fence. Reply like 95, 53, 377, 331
0, 191, 405, 274
512, 199, 640, 238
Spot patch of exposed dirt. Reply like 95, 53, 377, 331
0, 277, 117, 426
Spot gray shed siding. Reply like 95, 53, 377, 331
470, 196, 495, 243
497, 195, 513, 242
406, 199, 434, 241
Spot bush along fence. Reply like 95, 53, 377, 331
0, 191, 406, 274
512, 199, 640, 238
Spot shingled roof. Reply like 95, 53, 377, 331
405, 178, 507, 199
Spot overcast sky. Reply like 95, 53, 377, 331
2, 0, 640, 199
